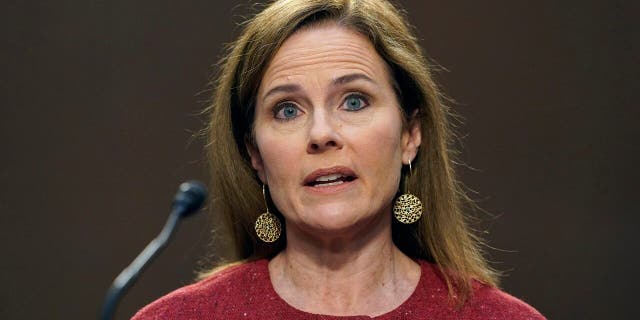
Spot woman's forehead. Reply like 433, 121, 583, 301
258, 23, 391, 97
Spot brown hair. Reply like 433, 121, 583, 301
203, 0, 498, 301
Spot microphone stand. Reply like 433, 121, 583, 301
100, 181, 206, 320
101, 210, 181, 320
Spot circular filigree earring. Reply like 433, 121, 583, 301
393, 161, 423, 224
254, 184, 282, 242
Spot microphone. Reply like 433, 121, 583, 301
100, 181, 207, 320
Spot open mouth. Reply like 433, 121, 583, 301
303, 166, 358, 188
306, 173, 357, 187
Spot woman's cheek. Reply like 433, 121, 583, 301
258, 132, 304, 185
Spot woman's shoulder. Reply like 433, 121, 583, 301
464, 282, 546, 319
131, 259, 270, 319
415, 261, 546, 320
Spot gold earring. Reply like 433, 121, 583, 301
255, 184, 282, 242
393, 161, 423, 224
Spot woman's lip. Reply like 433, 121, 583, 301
302, 178, 357, 194
303, 166, 358, 186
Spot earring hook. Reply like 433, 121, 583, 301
406, 160, 414, 193
262, 184, 269, 214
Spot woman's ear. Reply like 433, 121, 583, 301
401, 110, 422, 164
245, 137, 266, 183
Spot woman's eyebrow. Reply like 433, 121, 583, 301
332, 73, 377, 86
263, 84, 301, 101
262, 73, 376, 101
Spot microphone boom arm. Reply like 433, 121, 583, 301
101, 210, 180, 320
100, 181, 206, 320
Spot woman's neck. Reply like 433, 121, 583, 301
268, 216, 421, 317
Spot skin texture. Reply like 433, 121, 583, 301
247, 23, 422, 316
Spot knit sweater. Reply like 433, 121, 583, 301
132, 259, 545, 319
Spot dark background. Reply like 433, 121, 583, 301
2, 1, 637, 319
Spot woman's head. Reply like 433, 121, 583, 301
205, 0, 497, 299
249, 22, 421, 239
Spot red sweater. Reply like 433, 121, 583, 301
133, 259, 545, 319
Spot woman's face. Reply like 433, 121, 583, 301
249, 23, 421, 236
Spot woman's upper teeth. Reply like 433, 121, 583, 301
315, 174, 343, 182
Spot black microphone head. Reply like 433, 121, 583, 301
172, 180, 207, 218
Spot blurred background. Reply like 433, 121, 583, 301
1, 0, 637, 319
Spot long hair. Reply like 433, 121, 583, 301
203, 0, 498, 301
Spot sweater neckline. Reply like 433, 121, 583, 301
255, 258, 429, 319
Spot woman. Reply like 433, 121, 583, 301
134, 0, 545, 318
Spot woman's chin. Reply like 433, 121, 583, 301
291, 207, 386, 239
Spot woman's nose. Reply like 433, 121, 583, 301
306, 111, 343, 154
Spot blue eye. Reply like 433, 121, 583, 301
343, 94, 368, 111
274, 103, 300, 120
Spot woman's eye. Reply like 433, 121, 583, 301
274, 103, 301, 120
342, 94, 369, 111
